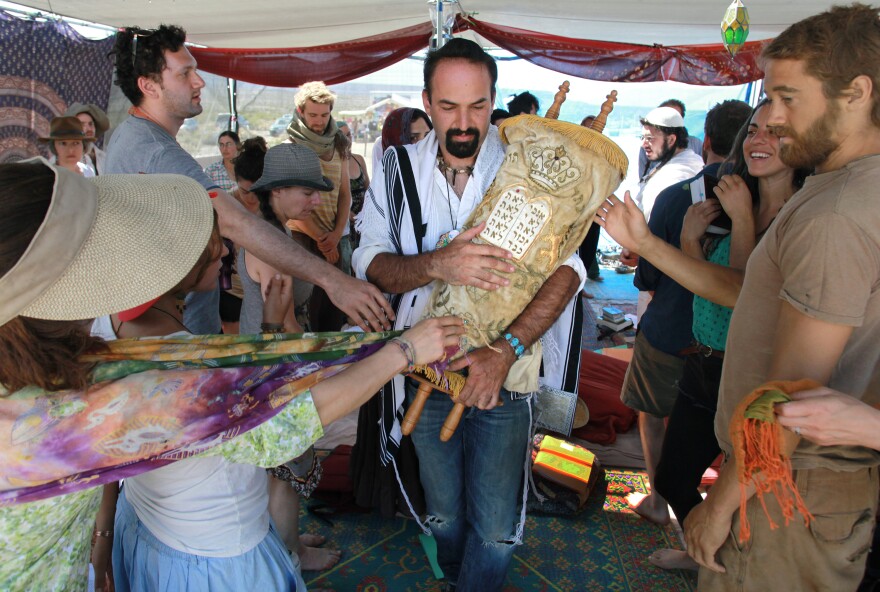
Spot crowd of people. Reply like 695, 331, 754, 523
3, 4, 880, 592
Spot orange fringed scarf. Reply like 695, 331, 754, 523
730, 378, 821, 542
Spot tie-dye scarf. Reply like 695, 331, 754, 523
0, 331, 396, 505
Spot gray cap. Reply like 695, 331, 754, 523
250, 143, 334, 193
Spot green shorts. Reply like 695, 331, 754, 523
620, 331, 684, 418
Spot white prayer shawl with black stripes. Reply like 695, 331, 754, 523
353, 128, 584, 471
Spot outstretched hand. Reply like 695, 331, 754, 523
594, 191, 651, 255
776, 388, 880, 449
400, 316, 466, 366
428, 221, 515, 290
327, 275, 395, 332
263, 274, 293, 325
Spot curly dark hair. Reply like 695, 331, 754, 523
233, 137, 267, 184
111, 25, 187, 106
507, 92, 539, 116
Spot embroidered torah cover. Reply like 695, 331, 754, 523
423, 115, 627, 391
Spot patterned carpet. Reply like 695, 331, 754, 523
301, 469, 697, 592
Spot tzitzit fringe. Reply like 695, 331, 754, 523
410, 364, 467, 400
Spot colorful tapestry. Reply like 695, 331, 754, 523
0, 331, 395, 505
0, 11, 115, 162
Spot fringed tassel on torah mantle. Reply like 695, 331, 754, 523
730, 379, 820, 541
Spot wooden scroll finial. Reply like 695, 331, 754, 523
544, 81, 570, 120
589, 90, 618, 134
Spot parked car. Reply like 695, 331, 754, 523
215, 113, 249, 131
269, 113, 294, 137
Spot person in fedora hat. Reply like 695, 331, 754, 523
0, 158, 463, 590
40, 116, 96, 177
64, 102, 110, 175
240, 143, 332, 337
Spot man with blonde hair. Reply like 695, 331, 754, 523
286, 81, 353, 330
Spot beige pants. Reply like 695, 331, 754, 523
700, 465, 879, 592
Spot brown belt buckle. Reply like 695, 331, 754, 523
697, 343, 714, 357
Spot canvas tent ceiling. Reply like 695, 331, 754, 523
13, 1, 837, 48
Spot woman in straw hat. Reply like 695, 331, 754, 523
41, 116, 96, 177
0, 160, 463, 591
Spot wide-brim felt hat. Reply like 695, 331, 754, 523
39, 116, 96, 142
0, 158, 214, 326
250, 143, 334, 193
64, 103, 111, 137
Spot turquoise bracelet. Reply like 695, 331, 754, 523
503, 332, 525, 359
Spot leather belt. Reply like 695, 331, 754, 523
679, 342, 725, 359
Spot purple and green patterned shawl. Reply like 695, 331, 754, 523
0, 331, 396, 506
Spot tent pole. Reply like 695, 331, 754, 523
226, 78, 238, 133
428, 0, 457, 49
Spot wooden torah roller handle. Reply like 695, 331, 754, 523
440, 402, 465, 442
401, 379, 433, 436
401, 373, 464, 441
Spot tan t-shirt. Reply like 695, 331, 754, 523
717, 154, 880, 471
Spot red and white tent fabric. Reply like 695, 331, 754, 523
12, 1, 838, 86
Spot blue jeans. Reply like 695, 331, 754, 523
184, 287, 221, 334
406, 379, 532, 592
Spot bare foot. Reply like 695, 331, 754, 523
299, 544, 341, 571
299, 533, 326, 547
648, 549, 698, 571
626, 492, 670, 525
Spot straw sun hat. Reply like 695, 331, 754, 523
0, 158, 214, 327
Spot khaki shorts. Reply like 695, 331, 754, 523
620, 331, 684, 418
700, 465, 879, 592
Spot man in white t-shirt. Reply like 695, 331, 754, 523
634, 106, 705, 222
631, 106, 706, 319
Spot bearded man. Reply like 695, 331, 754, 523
284, 81, 354, 330
677, 5, 880, 590
353, 38, 584, 591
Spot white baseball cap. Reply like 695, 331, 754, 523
641, 106, 685, 128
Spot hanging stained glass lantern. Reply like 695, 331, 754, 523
721, 0, 750, 57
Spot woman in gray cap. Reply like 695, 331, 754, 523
64, 103, 110, 175
237, 142, 350, 572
